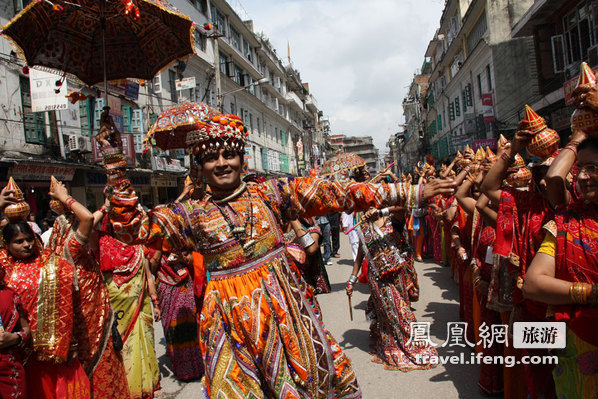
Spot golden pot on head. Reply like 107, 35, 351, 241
3, 177, 30, 223
570, 62, 598, 137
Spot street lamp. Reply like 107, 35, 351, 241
217, 78, 269, 111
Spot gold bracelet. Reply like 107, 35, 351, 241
570, 282, 589, 304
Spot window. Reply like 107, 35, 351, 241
281, 130, 287, 146
13, 0, 33, 13
20, 76, 46, 144
194, 30, 207, 53
486, 65, 492, 91
194, 81, 202, 102
168, 70, 178, 102
79, 99, 93, 136
219, 52, 229, 75
551, 35, 566, 73
243, 40, 252, 62
563, 2, 598, 65
152, 74, 162, 93
437, 114, 442, 131
257, 117, 261, 136
477, 74, 482, 98
454, 96, 460, 117
229, 102, 236, 115
462, 90, 468, 113
249, 113, 254, 130
192, 0, 207, 14
466, 12, 487, 53
122, 106, 132, 133
211, 7, 226, 34
449, 102, 455, 121
233, 65, 244, 85
230, 26, 241, 50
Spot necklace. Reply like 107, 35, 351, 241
212, 190, 256, 257
213, 182, 247, 204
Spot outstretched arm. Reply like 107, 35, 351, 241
269, 176, 456, 220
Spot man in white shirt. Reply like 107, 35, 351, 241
341, 212, 360, 261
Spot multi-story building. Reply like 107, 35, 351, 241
0, 0, 327, 213
400, 62, 430, 171
329, 135, 380, 171
423, 0, 536, 163
511, 0, 598, 140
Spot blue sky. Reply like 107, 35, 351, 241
237, 0, 445, 154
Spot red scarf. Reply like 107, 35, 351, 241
554, 201, 598, 346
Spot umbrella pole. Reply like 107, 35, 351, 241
100, 0, 108, 106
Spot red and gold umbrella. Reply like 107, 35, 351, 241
320, 152, 366, 176
2, 0, 195, 93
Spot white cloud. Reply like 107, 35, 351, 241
240, 0, 444, 153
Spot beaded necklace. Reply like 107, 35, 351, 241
212, 187, 256, 257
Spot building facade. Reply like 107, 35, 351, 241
422, 0, 536, 163
511, 0, 598, 141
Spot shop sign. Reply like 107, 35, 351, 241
29, 69, 68, 112
103, 79, 140, 100
175, 77, 196, 91
481, 94, 495, 122
472, 139, 497, 150
151, 176, 177, 187
92, 134, 136, 166
8, 164, 75, 181
152, 156, 185, 172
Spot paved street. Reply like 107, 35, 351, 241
154, 238, 486, 398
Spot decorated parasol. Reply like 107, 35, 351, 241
1, 0, 195, 97
144, 102, 219, 151
320, 153, 366, 177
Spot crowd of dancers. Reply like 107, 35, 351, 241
0, 63, 596, 399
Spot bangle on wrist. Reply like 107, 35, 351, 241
500, 152, 514, 164
65, 196, 76, 211
348, 274, 358, 285
569, 282, 590, 304
298, 232, 316, 248
380, 208, 390, 217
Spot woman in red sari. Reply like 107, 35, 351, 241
47, 179, 130, 398
0, 187, 91, 398
524, 136, 598, 398
0, 261, 30, 398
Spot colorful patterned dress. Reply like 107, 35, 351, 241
494, 188, 556, 399
104, 174, 423, 398
549, 201, 598, 398
0, 283, 26, 398
356, 218, 436, 371
0, 244, 91, 399
157, 255, 203, 381
99, 233, 160, 398
48, 215, 130, 398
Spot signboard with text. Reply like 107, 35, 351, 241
8, 164, 75, 181
472, 139, 497, 150
176, 77, 196, 91
29, 69, 68, 112
481, 94, 495, 122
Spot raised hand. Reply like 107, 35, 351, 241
422, 178, 457, 201
0, 187, 16, 210
572, 84, 598, 112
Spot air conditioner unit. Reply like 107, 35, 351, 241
78, 136, 92, 153
588, 45, 598, 68
68, 134, 80, 151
